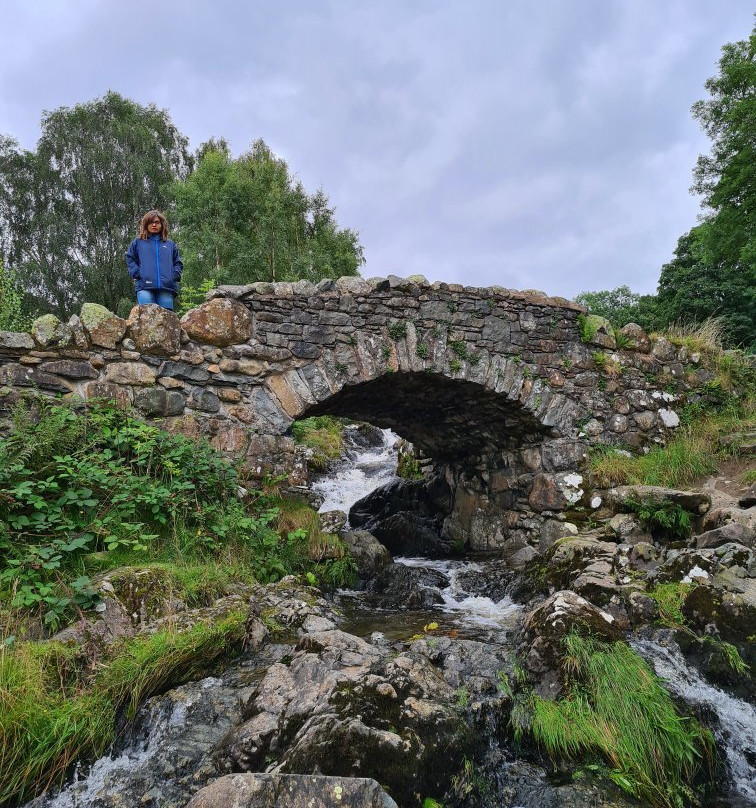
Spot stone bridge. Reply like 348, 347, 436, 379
0, 275, 697, 549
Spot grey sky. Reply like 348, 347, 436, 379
1, 1, 753, 298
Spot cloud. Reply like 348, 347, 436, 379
0, 0, 752, 298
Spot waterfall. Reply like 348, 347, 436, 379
632, 637, 756, 805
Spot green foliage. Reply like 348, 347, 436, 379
449, 359, 462, 372
592, 351, 608, 369
388, 321, 407, 340
449, 340, 469, 359
172, 139, 364, 288
590, 391, 754, 488
577, 314, 597, 343
291, 415, 344, 471
530, 634, 713, 808
0, 92, 191, 317
175, 277, 216, 316
657, 24, 756, 349
0, 613, 244, 804
397, 450, 423, 480
0, 400, 312, 627
623, 498, 691, 541
0, 263, 30, 331
575, 286, 660, 332
416, 342, 430, 359
648, 583, 693, 627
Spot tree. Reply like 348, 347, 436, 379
171, 138, 364, 289
657, 22, 756, 348
0, 92, 192, 317
574, 285, 660, 332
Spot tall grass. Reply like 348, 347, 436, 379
530, 635, 713, 808
0, 612, 245, 805
590, 394, 755, 488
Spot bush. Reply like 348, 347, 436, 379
0, 400, 314, 629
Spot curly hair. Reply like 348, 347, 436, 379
138, 210, 170, 240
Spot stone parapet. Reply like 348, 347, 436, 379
0, 277, 717, 548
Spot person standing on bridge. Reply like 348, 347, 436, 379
126, 210, 183, 310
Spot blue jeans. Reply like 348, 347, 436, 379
136, 289, 175, 310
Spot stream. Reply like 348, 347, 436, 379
26, 426, 756, 808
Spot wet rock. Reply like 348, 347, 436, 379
366, 562, 448, 609
694, 522, 755, 550
344, 422, 386, 450
216, 628, 471, 806
349, 476, 452, 557
80, 303, 128, 349
519, 590, 623, 699
340, 530, 392, 582
181, 298, 254, 347
127, 304, 182, 355
185, 773, 398, 808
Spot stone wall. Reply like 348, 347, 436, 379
0, 276, 715, 550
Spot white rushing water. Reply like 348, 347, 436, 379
33, 676, 223, 808
398, 556, 522, 628
632, 638, 756, 804
312, 425, 399, 517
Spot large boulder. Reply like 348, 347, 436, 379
181, 298, 254, 347
185, 774, 398, 808
215, 627, 472, 806
127, 304, 182, 355
366, 561, 449, 609
608, 485, 711, 515
80, 303, 127, 349
518, 590, 623, 699
349, 476, 452, 557
340, 530, 392, 582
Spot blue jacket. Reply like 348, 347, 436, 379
126, 236, 183, 294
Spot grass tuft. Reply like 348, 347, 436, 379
0, 613, 245, 804
530, 634, 713, 808
291, 415, 344, 471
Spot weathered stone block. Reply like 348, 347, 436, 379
38, 360, 98, 379
0, 331, 35, 350
190, 388, 220, 413
105, 362, 157, 386
127, 305, 181, 355
31, 314, 73, 348
180, 298, 253, 347
80, 303, 127, 349
84, 381, 131, 407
